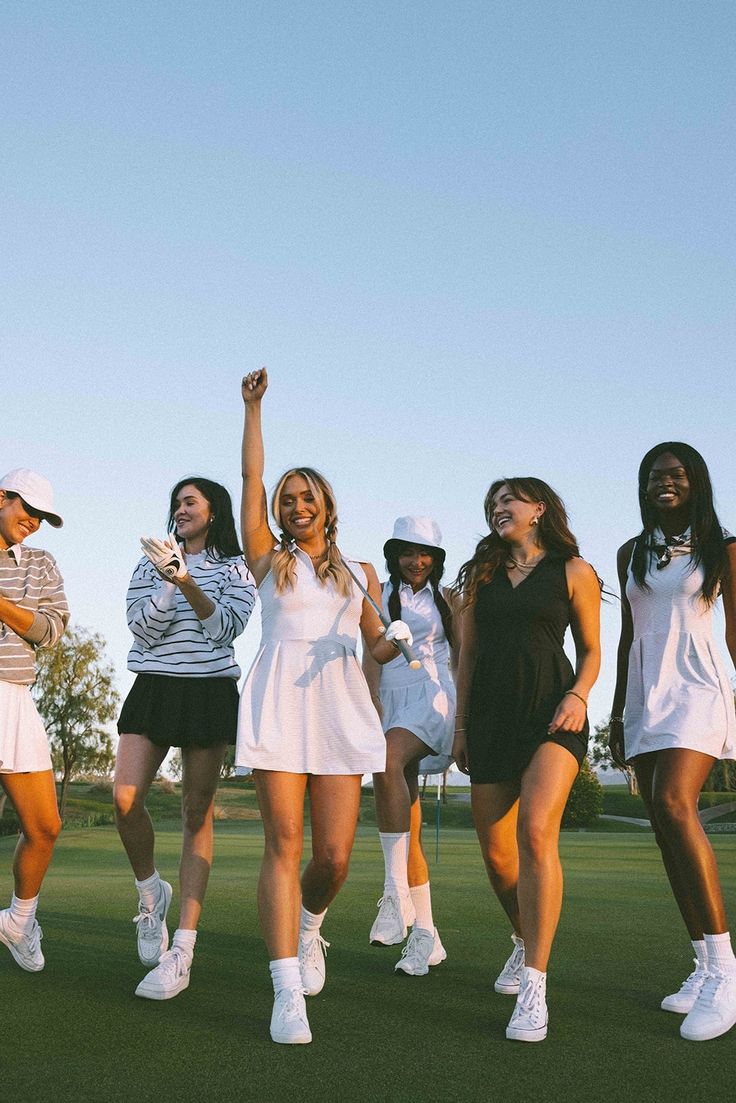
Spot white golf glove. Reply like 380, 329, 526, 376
384, 619, 413, 647
140, 534, 188, 581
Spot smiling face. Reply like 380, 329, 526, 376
278, 474, 327, 543
490, 484, 545, 543
0, 491, 43, 550
397, 544, 435, 592
646, 452, 691, 519
173, 484, 213, 549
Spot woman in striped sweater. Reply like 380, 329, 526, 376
114, 477, 255, 1002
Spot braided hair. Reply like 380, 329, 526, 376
270, 467, 353, 597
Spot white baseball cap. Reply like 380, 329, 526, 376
383, 516, 445, 564
0, 469, 64, 527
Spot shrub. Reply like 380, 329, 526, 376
563, 758, 603, 828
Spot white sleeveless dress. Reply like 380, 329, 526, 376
235, 548, 386, 774
624, 549, 736, 760
379, 580, 456, 772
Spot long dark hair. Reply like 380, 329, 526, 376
167, 477, 242, 560
632, 442, 727, 605
385, 543, 454, 648
456, 477, 582, 607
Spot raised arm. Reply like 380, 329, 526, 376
609, 539, 635, 767
241, 369, 277, 584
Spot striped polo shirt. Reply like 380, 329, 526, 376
126, 551, 256, 678
0, 543, 70, 685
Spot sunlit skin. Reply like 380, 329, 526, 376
278, 477, 328, 559
0, 489, 62, 900
173, 484, 214, 554
397, 545, 434, 593
646, 451, 691, 536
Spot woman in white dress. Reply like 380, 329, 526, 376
363, 516, 456, 976
236, 368, 412, 1046
610, 442, 736, 1042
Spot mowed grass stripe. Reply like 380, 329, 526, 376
1, 825, 734, 1102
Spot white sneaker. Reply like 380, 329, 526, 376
495, 933, 525, 994
680, 970, 736, 1041
427, 927, 447, 967
506, 967, 548, 1042
0, 909, 44, 972
661, 958, 708, 1014
135, 947, 191, 1000
395, 927, 435, 976
369, 892, 415, 946
133, 879, 173, 967
270, 986, 312, 1045
299, 929, 330, 996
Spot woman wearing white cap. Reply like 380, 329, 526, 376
363, 516, 457, 976
0, 469, 69, 973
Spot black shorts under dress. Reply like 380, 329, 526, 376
467, 556, 588, 784
117, 673, 239, 749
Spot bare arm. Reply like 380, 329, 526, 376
241, 369, 277, 584
548, 558, 601, 734
443, 585, 460, 678
608, 539, 636, 766
452, 598, 478, 775
359, 562, 407, 665
721, 541, 736, 668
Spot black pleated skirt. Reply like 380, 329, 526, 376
117, 673, 239, 748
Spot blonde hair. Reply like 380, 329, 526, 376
271, 468, 353, 597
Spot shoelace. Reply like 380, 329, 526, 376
513, 976, 546, 1025
301, 932, 330, 966
376, 895, 399, 919
696, 971, 732, 1009
154, 947, 187, 980
505, 943, 525, 974
133, 907, 162, 938
279, 987, 309, 1023
678, 959, 707, 994
25, 923, 43, 955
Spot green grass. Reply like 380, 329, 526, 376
2, 821, 735, 1102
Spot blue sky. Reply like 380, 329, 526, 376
3, 1, 735, 734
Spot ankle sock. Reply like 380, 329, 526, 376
379, 832, 410, 895
704, 932, 736, 975
135, 871, 162, 912
410, 882, 434, 931
9, 894, 39, 935
172, 928, 197, 967
300, 905, 326, 935
692, 939, 707, 968
269, 956, 302, 994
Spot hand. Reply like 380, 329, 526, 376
384, 619, 413, 647
548, 691, 586, 734
140, 534, 188, 582
242, 368, 268, 403
608, 719, 627, 769
452, 730, 470, 775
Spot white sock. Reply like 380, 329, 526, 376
135, 871, 162, 911
269, 956, 302, 994
300, 905, 326, 935
172, 928, 197, 967
704, 932, 736, 975
410, 882, 434, 932
379, 832, 410, 895
692, 939, 707, 968
9, 894, 39, 935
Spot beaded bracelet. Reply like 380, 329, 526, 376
564, 690, 588, 708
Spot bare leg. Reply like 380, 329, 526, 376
406, 766, 430, 889
178, 742, 228, 930
373, 727, 432, 833
516, 743, 579, 971
254, 770, 307, 959
302, 774, 362, 913
113, 733, 168, 880
636, 748, 727, 937
1, 771, 61, 898
471, 779, 521, 932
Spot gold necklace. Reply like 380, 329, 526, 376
507, 553, 545, 572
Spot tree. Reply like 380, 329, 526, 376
33, 626, 119, 820
589, 719, 639, 796
562, 758, 603, 827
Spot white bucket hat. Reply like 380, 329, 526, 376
0, 469, 64, 527
383, 516, 445, 565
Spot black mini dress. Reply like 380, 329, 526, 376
467, 556, 588, 784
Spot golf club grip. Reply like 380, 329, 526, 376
341, 558, 421, 669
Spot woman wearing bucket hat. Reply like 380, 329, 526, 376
0, 469, 69, 973
363, 516, 457, 976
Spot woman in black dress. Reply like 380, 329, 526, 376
453, 478, 601, 1042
